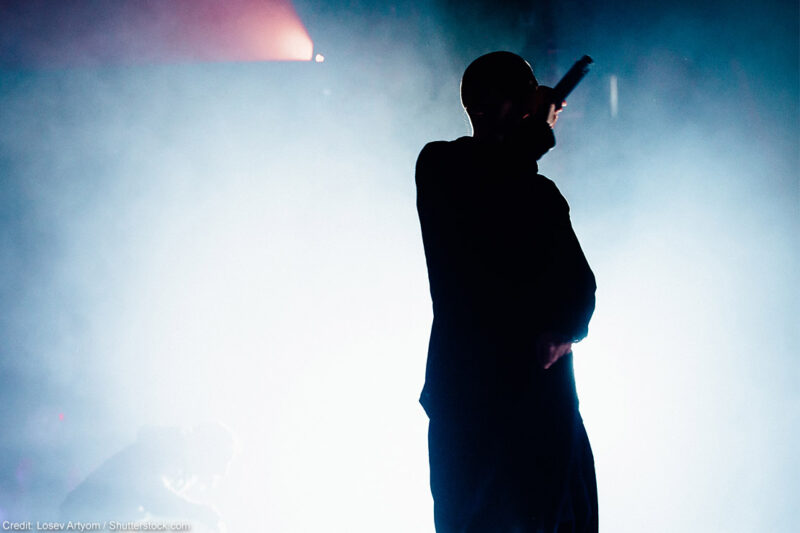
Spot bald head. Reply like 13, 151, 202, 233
461, 51, 538, 120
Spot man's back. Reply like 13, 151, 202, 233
416, 51, 598, 533
416, 135, 595, 417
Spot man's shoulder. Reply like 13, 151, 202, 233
415, 138, 474, 187
417, 137, 472, 162
416, 141, 446, 168
422, 136, 473, 148
415, 138, 563, 197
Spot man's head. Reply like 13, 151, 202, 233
461, 51, 538, 139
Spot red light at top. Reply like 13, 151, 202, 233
0, 0, 314, 67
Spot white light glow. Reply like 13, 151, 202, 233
609, 75, 618, 117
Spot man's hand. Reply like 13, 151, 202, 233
544, 101, 565, 128
525, 85, 566, 128
536, 334, 573, 370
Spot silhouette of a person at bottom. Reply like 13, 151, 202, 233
416, 51, 598, 532
60, 423, 235, 532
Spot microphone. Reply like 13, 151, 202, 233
551, 55, 593, 109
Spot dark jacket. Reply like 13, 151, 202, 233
415, 123, 596, 418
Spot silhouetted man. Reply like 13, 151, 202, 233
416, 51, 597, 532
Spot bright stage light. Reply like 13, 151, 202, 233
0, 0, 315, 66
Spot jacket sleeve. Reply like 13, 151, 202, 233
537, 179, 596, 342
506, 116, 557, 162
415, 142, 457, 306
